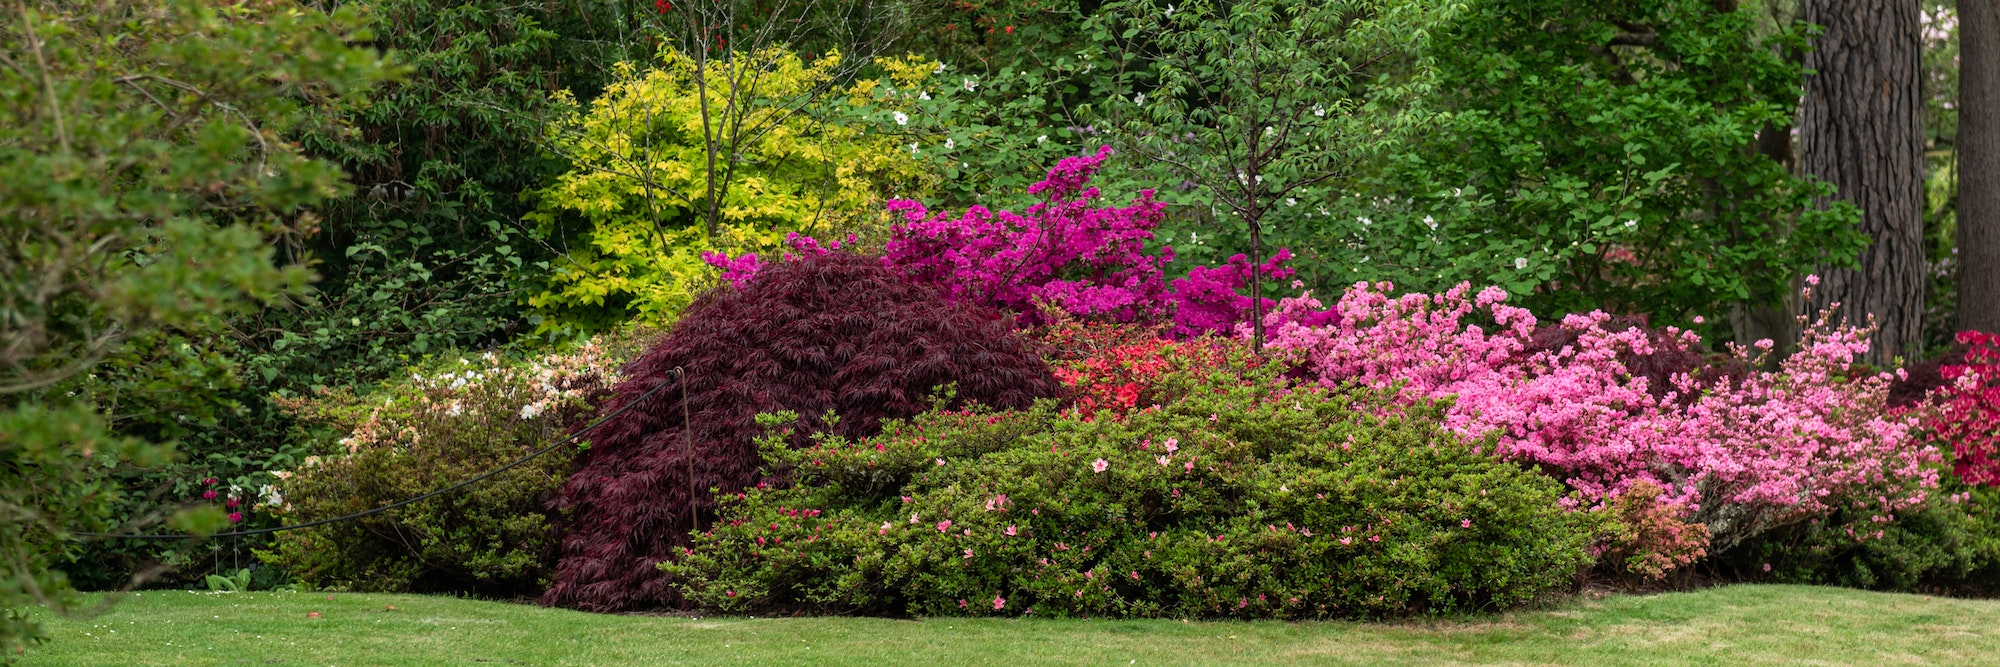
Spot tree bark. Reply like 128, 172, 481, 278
1963, 0, 2000, 334
1799, 0, 1929, 365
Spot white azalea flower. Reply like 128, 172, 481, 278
519, 403, 543, 420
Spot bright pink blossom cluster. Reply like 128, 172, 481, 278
704, 146, 1333, 335
1927, 331, 2000, 485
1260, 281, 1939, 548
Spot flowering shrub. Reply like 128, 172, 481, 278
543, 251, 1059, 612
706, 147, 1331, 337
662, 351, 1595, 619
1922, 331, 2000, 486
1598, 481, 1709, 581
1028, 313, 1236, 419
1261, 280, 1938, 552
261, 334, 643, 595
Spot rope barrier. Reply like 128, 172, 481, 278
73, 367, 685, 541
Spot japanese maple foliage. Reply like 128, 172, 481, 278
543, 252, 1060, 612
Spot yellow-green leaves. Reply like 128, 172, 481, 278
528, 48, 936, 329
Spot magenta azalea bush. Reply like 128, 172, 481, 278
1260, 279, 1940, 550
706, 146, 1332, 337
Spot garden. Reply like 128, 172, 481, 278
3, 0, 1998, 664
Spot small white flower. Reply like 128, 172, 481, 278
519, 403, 544, 420
934, 62, 945, 74
1357, 216, 1372, 226
1133, 93, 1145, 106
1313, 104, 1326, 117
1189, 231, 1202, 245
963, 77, 979, 92
1424, 215, 1437, 230
919, 91, 930, 100
909, 142, 920, 155
1624, 218, 1638, 228
1285, 198, 1297, 207
944, 138, 955, 149
892, 111, 909, 126
1514, 257, 1529, 270
1037, 135, 1048, 144
1165, 3, 1175, 16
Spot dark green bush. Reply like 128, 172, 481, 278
663, 350, 1595, 619
1724, 483, 2000, 595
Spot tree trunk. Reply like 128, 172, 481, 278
1799, 0, 1928, 365
1963, 0, 2000, 334
1249, 220, 1265, 351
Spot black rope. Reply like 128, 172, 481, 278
74, 368, 684, 541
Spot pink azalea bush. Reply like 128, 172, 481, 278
1259, 280, 1939, 551
704, 146, 1331, 336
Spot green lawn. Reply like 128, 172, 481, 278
19, 584, 1995, 666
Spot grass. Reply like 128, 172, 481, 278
18, 584, 1997, 666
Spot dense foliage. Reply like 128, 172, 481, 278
68, 0, 627, 592
0, 0, 388, 652
665, 347, 1595, 618
1334, 0, 1863, 330
544, 251, 1060, 611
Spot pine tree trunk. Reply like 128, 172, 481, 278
1963, 0, 2000, 335
1798, 0, 1929, 365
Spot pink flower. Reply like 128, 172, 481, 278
1092, 458, 1109, 473
202, 490, 218, 500
1461, 519, 1472, 528
1004, 525, 1017, 536
1157, 455, 1171, 466
992, 595, 1006, 610
1339, 537, 1353, 545
1805, 274, 1821, 286
227, 512, 243, 523
964, 549, 975, 559
1164, 438, 1179, 453
936, 520, 953, 532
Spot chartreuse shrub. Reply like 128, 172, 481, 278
664, 350, 1596, 619
527, 48, 938, 330
544, 251, 1060, 612
258, 332, 651, 596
